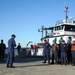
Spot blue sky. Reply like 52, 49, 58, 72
0, 0, 75, 47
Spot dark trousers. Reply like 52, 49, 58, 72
71, 51, 75, 65
0, 51, 5, 61
7, 53, 14, 66
0, 51, 1, 60
67, 51, 71, 64
61, 52, 66, 64
43, 52, 50, 63
52, 51, 58, 64
58, 50, 61, 59
58, 50, 61, 63
18, 49, 20, 54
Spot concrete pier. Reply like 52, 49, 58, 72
0, 57, 75, 75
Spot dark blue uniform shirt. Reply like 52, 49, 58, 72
8, 38, 16, 54
43, 42, 51, 53
60, 43, 67, 52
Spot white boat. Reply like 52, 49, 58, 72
42, 19, 75, 45
32, 7, 75, 56
41, 7, 75, 45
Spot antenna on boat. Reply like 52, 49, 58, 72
38, 25, 44, 38
64, 6, 69, 23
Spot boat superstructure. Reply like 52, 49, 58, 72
41, 7, 75, 45
31, 7, 75, 56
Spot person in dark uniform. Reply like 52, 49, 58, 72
43, 39, 51, 64
67, 41, 71, 64
7, 34, 16, 68
0, 40, 6, 61
71, 40, 75, 66
58, 39, 62, 64
17, 43, 21, 54
60, 40, 67, 65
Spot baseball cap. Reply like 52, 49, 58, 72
11, 34, 16, 37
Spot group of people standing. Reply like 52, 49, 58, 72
1, 34, 75, 68
43, 39, 75, 66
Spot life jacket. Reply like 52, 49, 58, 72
71, 44, 75, 51
52, 43, 58, 51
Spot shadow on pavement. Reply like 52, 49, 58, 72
16, 64, 50, 68
0, 56, 44, 64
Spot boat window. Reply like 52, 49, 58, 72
61, 26, 63, 30
54, 26, 63, 31
65, 25, 75, 32
54, 28, 55, 31
56, 27, 58, 31
58, 26, 60, 30
59, 26, 61, 30
57, 27, 58, 30
55, 27, 57, 31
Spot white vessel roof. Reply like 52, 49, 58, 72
54, 22, 75, 27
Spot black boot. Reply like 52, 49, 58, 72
10, 65, 16, 68
42, 61, 46, 63
6, 64, 10, 68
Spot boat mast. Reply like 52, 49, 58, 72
38, 25, 44, 39
65, 6, 69, 23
